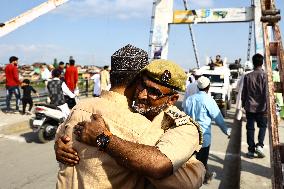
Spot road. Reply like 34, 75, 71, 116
0, 133, 57, 189
0, 103, 241, 189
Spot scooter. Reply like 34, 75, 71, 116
31, 104, 65, 143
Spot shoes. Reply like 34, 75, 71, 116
246, 151, 256, 159
203, 171, 216, 184
4, 109, 13, 113
255, 146, 265, 158
21, 111, 32, 115
26, 111, 32, 115
246, 147, 265, 159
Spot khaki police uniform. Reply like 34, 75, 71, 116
139, 105, 204, 189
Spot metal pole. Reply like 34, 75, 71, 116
273, 24, 284, 101
85, 79, 89, 97
182, 0, 200, 68
247, 21, 253, 61
262, 0, 283, 188
148, 0, 158, 59
263, 22, 283, 189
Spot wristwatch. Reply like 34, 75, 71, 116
96, 130, 112, 151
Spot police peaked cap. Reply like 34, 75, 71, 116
141, 59, 187, 92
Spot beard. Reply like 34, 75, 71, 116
131, 99, 169, 117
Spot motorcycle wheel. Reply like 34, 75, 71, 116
38, 124, 56, 143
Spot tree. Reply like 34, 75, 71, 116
53, 58, 58, 68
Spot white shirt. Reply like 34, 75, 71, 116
49, 78, 75, 118
52, 78, 76, 98
41, 68, 51, 80
91, 73, 101, 96
235, 71, 252, 120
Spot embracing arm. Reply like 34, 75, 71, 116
74, 114, 173, 179
106, 135, 173, 179
54, 120, 79, 166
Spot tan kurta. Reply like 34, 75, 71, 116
100, 70, 110, 91
56, 91, 204, 189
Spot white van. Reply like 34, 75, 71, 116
199, 65, 232, 117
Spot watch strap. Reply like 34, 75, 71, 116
103, 130, 112, 137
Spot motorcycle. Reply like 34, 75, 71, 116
31, 103, 65, 143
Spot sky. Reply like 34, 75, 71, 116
0, 0, 283, 70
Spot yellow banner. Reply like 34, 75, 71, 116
173, 10, 197, 24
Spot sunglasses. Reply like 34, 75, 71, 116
138, 78, 173, 100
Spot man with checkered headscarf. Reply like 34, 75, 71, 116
55, 45, 204, 189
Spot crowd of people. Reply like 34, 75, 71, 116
4, 56, 111, 116
183, 53, 268, 174
4, 46, 268, 188
4, 56, 78, 115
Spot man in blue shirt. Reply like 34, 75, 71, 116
184, 76, 231, 184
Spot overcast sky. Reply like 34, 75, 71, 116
0, 0, 283, 70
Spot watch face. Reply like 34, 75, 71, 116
96, 137, 103, 147
96, 133, 110, 150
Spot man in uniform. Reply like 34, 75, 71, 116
55, 46, 204, 189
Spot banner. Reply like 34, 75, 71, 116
150, 0, 174, 59
173, 7, 253, 24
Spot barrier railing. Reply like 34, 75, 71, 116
0, 79, 94, 109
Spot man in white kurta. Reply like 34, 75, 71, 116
91, 70, 101, 97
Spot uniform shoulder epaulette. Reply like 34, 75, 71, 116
164, 107, 203, 145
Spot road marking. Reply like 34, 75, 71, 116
210, 150, 239, 157
0, 134, 26, 143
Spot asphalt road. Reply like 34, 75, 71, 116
0, 132, 57, 189
0, 102, 241, 189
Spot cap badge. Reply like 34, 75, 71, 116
161, 70, 171, 83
